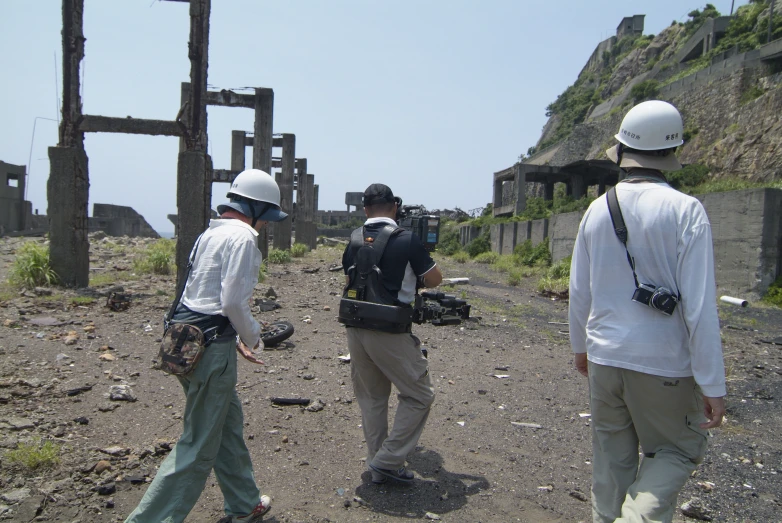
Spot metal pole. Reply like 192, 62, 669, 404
26, 117, 59, 202
730, 0, 735, 16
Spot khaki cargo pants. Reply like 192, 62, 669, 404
347, 328, 435, 470
588, 362, 709, 523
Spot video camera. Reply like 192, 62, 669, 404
413, 291, 471, 326
394, 197, 441, 252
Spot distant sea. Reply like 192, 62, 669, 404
159, 231, 176, 239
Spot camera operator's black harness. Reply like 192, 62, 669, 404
606, 185, 681, 314
338, 224, 471, 332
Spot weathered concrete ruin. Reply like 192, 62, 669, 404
49, 0, 316, 286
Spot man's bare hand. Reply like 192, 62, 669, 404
700, 396, 726, 429
574, 353, 588, 377
237, 340, 264, 365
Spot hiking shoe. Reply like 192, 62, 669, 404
369, 464, 414, 483
217, 495, 271, 522
370, 469, 388, 484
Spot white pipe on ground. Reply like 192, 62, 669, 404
720, 296, 748, 307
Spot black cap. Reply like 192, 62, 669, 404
363, 183, 395, 206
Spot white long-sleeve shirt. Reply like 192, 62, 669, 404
181, 219, 262, 348
568, 181, 726, 397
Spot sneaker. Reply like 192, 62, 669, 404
369, 464, 414, 483
370, 469, 388, 484
217, 495, 272, 522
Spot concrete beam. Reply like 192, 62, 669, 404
80, 115, 184, 136
213, 169, 240, 183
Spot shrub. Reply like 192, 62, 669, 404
762, 276, 782, 308
465, 232, 491, 258
437, 223, 463, 256
514, 239, 551, 267
667, 164, 709, 191
258, 262, 268, 283
630, 79, 660, 102
452, 251, 469, 264
537, 256, 571, 297
6, 441, 60, 470
290, 243, 309, 257
474, 251, 500, 264
133, 239, 175, 275
9, 242, 59, 288
267, 248, 292, 264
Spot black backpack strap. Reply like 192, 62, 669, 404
369, 225, 402, 263
164, 232, 205, 329
606, 187, 639, 289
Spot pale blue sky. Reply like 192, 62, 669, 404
1, 1, 747, 233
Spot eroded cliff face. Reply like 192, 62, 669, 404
530, 14, 782, 183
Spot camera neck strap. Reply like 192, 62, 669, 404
605, 187, 640, 289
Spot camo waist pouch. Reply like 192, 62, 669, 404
155, 323, 207, 376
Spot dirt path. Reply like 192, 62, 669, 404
0, 236, 780, 522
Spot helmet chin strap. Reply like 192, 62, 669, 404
250, 202, 271, 228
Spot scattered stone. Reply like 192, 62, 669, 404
95, 482, 116, 496
303, 374, 315, 380
495, 365, 510, 371
33, 287, 52, 296
425, 512, 441, 520
67, 385, 92, 397
64, 331, 80, 345
105, 498, 115, 509
109, 384, 136, 401
264, 287, 277, 299
493, 374, 510, 379
2, 417, 35, 431
99, 353, 116, 362
17, 378, 41, 388
2, 319, 17, 328
323, 305, 331, 311
56, 353, 74, 366
73, 416, 89, 425
338, 355, 351, 363
83, 325, 96, 333
100, 446, 128, 457
0, 487, 31, 503
538, 484, 554, 492
95, 460, 112, 474
302, 315, 312, 324
99, 403, 120, 412
26, 316, 66, 326
680, 498, 713, 521
512, 422, 542, 429
306, 399, 326, 412
569, 490, 588, 502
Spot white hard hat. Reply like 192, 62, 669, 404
615, 100, 684, 151
217, 169, 287, 222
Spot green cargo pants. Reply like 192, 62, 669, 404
125, 338, 261, 523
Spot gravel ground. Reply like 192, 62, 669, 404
0, 234, 780, 523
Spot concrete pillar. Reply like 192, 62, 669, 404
176, 151, 212, 288
231, 130, 246, 171
47, 147, 89, 287
273, 133, 295, 250
253, 88, 274, 259
513, 164, 526, 215
544, 182, 555, 201
295, 158, 307, 245
306, 174, 316, 249
572, 174, 586, 200
493, 177, 503, 216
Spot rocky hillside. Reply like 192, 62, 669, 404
528, 1, 782, 183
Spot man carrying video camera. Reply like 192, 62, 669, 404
340, 183, 442, 484
568, 100, 726, 522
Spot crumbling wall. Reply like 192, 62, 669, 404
91, 204, 159, 238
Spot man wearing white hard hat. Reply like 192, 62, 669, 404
126, 169, 287, 523
568, 101, 726, 522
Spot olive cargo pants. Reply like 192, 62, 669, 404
588, 362, 709, 523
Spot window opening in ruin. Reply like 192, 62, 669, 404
7, 174, 19, 188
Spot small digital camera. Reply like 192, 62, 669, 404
631, 283, 678, 316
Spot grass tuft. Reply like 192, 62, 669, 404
290, 243, 309, 258
6, 440, 61, 470
9, 242, 59, 288
267, 248, 292, 264
133, 239, 176, 275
